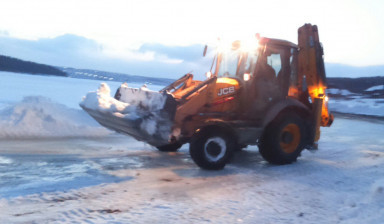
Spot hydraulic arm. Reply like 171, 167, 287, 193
298, 24, 334, 142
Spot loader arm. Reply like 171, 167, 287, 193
173, 77, 218, 127
160, 73, 193, 93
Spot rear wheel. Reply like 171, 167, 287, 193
156, 142, 182, 152
259, 111, 307, 164
189, 128, 235, 170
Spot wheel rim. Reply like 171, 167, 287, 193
279, 123, 301, 154
204, 137, 226, 162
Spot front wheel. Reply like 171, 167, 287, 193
189, 128, 235, 170
259, 111, 307, 165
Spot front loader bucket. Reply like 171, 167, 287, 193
80, 83, 177, 147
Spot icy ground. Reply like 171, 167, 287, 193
0, 117, 384, 223
0, 71, 384, 223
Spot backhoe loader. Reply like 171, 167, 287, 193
81, 24, 333, 170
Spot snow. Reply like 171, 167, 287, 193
327, 88, 353, 95
80, 82, 171, 141
365, 85, 384, 91
0, 96, 110, 139
80, 83, 132, 114
118, 83, 167, 111
326, 87, 384, 117
329, 98, 384, 117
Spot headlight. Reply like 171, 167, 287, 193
243, 73, 250, 81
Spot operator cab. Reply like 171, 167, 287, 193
210, 37, 299, 117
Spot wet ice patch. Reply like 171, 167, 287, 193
0, 154, 131, 198
0, 96, 111, 139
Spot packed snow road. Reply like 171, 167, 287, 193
0, 116, 384, 224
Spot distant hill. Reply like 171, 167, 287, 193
325, 63, 384, 77
0, 55, 67, 77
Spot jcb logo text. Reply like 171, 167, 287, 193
218, 86, 235, 96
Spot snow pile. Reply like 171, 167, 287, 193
365, 85, 384, 91
0, 96, 111, 139
327, 88, 353, 95
328, 98, 384, 117
80, 83, 172, 143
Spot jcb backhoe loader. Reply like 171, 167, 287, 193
81, 24, 333, 170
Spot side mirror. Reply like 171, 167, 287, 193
203, 45, 208, 57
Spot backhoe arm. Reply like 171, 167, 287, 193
298, 24, 333, 128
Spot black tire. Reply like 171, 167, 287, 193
156, 142, 182, 152
189, 127, 235, 170
259, 111, 307, 165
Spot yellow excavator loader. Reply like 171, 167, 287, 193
81, 24, 333, 170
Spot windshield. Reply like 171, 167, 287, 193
217, 49, 240, 78
216, 47, 259, 78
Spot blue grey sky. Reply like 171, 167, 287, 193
1, 0, 383, 78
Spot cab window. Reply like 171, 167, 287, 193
217, 50, 240, 78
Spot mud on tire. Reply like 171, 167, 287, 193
189, 127, 235, 170
259, 111, 307, 165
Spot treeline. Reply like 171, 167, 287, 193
327, 76, 384, 93
0, 55, 67, 77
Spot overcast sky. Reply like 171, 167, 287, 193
0, 0, 383, 78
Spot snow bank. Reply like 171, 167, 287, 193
329, 98, 384, 117
327, 88, 353, 95
0, 96, 111, 139
80, 83, 172, 144
365, 85, 384, 91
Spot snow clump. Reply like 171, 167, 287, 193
80, 83, 172, 141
